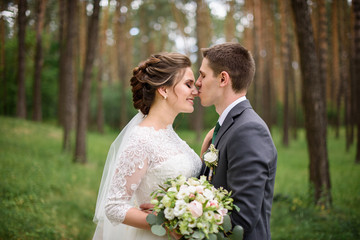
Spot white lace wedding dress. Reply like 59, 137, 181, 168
93, 117, 202, 240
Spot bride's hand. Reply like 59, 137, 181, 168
200, 127, 214, 158
140, 203, 154, 214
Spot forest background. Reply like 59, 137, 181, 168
1, 0, 360, 239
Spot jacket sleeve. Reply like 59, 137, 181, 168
226, 121, 276, 233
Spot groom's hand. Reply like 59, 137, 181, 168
140, 203, 154, 213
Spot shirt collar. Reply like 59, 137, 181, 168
218, 96, 247, 126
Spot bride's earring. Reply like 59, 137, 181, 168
163, 96, 167, 100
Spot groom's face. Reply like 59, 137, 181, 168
196, 58, 221, 107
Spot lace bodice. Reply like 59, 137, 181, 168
105, 125, 202, 225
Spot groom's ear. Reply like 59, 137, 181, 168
219, 71, 230, 87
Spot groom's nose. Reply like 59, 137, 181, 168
195, 79, 201, 88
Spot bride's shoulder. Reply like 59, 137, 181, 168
127, 125, 167, 143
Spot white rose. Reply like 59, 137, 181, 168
196, 186, 204, 194
177, 185, 190, 199
174, 200, 187, 217
188, 186, 197, 194
188, 200, 203, 218
203, 189, 215, 200
204, 151, 217, 163
161, 195, 172, 208
203, 211, 214, 221
164, 207, 175, 220
187, 178, 200, 186
214, 213, 224, 224
217, 207, 228, 216
199, 175, 207, 183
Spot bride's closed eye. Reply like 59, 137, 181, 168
185, 80, 195, 88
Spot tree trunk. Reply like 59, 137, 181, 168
291, 0, 331, 207
331, 1, 341, 135
195, 0, 212, 141
16, 0, 27, 119
243, 0, 255, 105
353, 0, 360, 164
280, 0, 290, 146
225, 0, 236, 42
170, 1, 190, 54
316, 0, 328, 129
289, 30, 298, 140
58, 0, 66, 127
337, 1, 352, 151
252, 0, 263, 115
349, 6, 356, 149
261, 0, 274, 130
96, 0, 110, 134
78, 1, 87, 74
62, 0, 77, 151
0, 1, 6, 114
32, 0, 47, 122
115, 0, 132, 129
74, 0, 101, 163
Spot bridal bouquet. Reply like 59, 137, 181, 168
146, 175, 243, 240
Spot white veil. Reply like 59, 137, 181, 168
92, 112, 145, 240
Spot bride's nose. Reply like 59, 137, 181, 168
192, 86, 199, 95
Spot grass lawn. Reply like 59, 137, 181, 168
0, 117, 359, 239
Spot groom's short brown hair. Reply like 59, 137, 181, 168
201, 42, 255, 93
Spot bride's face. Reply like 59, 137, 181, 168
166, 67, 198, 114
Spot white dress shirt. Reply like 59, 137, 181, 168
218, 96, 247, 126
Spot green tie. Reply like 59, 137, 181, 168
212, 122, 220, 144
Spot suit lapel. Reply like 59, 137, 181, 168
214, 100, 252, 147
203, 100, 252, 179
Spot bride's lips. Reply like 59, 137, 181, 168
187, 97, 194, 105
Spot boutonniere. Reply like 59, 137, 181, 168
203, 144, 219, 181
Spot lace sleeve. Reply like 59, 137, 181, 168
105, 139, 149, 225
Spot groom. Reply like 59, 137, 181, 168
197, 42, 277, 240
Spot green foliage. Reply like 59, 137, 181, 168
230, 225, 244, 240
0, 118, 359, 240
0, 117, 113, 239
95, 83, 138, 129
271, 127, 360, 240
41, 40, 60, 119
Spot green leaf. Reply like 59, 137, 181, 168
151, 225, 166, 236
192, 231, 205, 239
208, 233, 217, 240
230, 225, 244, 240
216, 232, 225, 239
222, 215, 232, 232
156, 211, 166, 225
233, 205, 240, 212
146, 213, 157, 225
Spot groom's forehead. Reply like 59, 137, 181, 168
200, 58, 211, 71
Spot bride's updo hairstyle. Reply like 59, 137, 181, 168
130, 52, 191, 115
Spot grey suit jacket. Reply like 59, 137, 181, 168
203, 100, 277, 240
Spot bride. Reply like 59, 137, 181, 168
92, 52, 204, 240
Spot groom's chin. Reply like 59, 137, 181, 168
199, 100, 210, 107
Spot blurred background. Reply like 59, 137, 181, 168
0, 0, 359, 239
